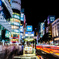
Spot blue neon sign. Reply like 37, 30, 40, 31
0, 0, 2, 6
21, 13, 24, 21
27, 26, 32, 31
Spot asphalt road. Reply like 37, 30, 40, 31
36, 49, 59, 59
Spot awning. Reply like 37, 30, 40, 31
0, 20, 11, 32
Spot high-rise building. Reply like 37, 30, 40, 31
0, 0, 13, 42
10, 0, 21, 44
52, 18, 59, 45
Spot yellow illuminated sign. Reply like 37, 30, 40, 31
11, 39, 19, 41
10, 18, 21, 23
13, 12, 20, 16
24, 38, 34, 41
11, 25, 19, 29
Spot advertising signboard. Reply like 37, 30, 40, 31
5, 30, 11, 38
20, 26, 24, 32
21, 13, 24, 21
12, 29, 20, 33
12, 14, 20, 20
10, 18, 20, 23
26, 26, 32, 32
11, 22, 20, 26
25, 31, 34, 37
20, 33, 23, 40
47, 15, 55, 24
40, 22, 45, 37
0, 0, 2, 6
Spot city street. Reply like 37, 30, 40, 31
36, 49, 59, 59
0, 0, 59, 59
36, 45, 59, 59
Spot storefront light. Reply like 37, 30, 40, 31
11, 25, 19, 29
10, 18, 20, 23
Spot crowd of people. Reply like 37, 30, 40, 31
0, 43, 24, 59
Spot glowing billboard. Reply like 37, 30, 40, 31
11, 25, 19, 29
26, 26, 32, 32
10, 18, 20, 23
0, 0, 2, 6
47, 15, 55, 24
25, 31, 34, 37
11, 22, 20, 26
40, 22, 45, 37
20, 26, 24, 32
21, 13, 24, 21
12, 14, 20, 20
5, 30, 11, 38
12, 29, 20, 33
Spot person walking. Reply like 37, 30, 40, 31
18, 44, 22, 55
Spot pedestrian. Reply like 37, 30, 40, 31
21, 44, 24, 55
18, 44, 22, 55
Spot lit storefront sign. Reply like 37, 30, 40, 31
0, 0, 2, 6
40, 22, 45, 37
5, 30, 11, 38
12, 29, 20, 33
20, 33, 23, 40
11, 39, 19, 43
11, 25, 19, 29
12, 14, 20, 20
20, 26, 24, 32
21, 13, 24, 21
24, 38, 34, 41
25, 31, 34, 37
13, 13, 20, 16
26, 26, 32, 32
11, 22, 20, 26
11, 32, 19, 35
54, 38, 59, 40
10, 18, 20, 23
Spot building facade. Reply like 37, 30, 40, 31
10, 0, 21, 44
52, 18, 59, 44
0, 0, 13, 42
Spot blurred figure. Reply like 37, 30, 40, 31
17, 44, 22, 55
0, 42, 3, 52
21, 43, 24, 55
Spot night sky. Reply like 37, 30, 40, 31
21, 0, 59, 31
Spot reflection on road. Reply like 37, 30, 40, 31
36, 45, 59, 59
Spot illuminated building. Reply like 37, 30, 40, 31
52, 18, 59, 44
10, 0, 21, 43
0, 0, 13, 42
45, 15, 56, 42
20, 9, 25, 42
39, 22, 45, 38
